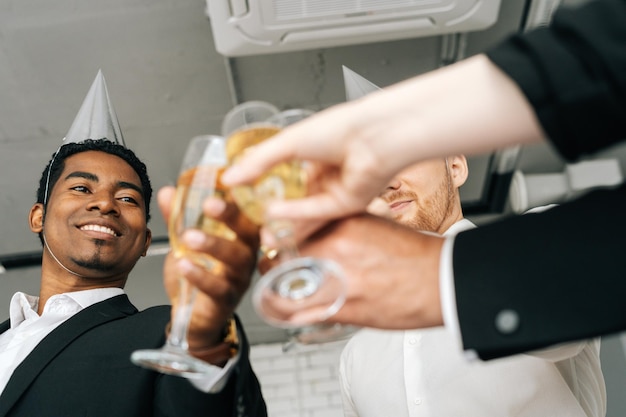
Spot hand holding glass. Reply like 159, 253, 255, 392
131, 135, 232, 377
222, 102, 355, 346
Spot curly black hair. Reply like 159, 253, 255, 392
36, 139, 153, 236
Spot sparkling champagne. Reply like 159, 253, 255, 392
225, 125, 307, 225
169, 166, 235, 266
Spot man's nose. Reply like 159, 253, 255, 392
87, 191, 120, 215
385, 178, 402, 191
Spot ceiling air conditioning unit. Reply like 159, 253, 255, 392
206, 0, 502, 57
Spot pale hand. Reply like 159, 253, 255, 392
288, 213, 445, 330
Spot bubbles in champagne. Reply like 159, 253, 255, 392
169, 166, 235, 267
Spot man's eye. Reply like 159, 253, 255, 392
120, 196, 139, 204
71, 186, 89, 193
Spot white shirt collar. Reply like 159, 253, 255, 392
60, 287, 125, 310
443, 218, 476, 236
9, 288, 125, 329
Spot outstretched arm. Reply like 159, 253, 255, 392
222, 54, 543, 225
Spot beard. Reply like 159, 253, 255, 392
70, 239, 117, 273
388, 174, 455, 233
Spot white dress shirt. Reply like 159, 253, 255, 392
339, 219, 606, 417
0, 288, 237, 395
0, 288, 124, 394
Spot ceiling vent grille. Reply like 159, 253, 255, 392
206, 0, 501, 56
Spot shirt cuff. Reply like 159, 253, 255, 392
188, 329, 242, 393
439, 234, 478, 361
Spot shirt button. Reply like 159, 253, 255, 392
414, 398, 422, 405
408, 334, 421, 345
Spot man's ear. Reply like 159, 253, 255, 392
141, 228, 153, 257
29, 203, 44, 234
448, 155, 469, 188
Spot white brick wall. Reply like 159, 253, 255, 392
250, 340, 349, 417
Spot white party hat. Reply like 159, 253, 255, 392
63, 69, 125, 146
342, 66, 381, 101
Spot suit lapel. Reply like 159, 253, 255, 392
0, 294, 137, 416
0, 320, 9, 334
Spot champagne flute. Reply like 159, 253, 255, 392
222, 102, 355, 346
131, 135, 233, 377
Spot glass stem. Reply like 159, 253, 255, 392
268, 219, 299, 263
166, 277, 197, 351
267, 219, 304, 354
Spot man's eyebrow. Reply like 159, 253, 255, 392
65, 171, 144, 197
65, 171, 98, 182
119, 181, 145, 197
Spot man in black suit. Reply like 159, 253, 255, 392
0, 138, 265, 415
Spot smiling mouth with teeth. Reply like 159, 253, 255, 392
80, 224, 119, 237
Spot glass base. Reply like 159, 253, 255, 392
290, 323, 359, 345
253, 256, 357, 347
253, 257, 346, 327
131, 347, 216, 378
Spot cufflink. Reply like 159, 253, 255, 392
495, 309, 520, 334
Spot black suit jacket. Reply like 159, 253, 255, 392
0, 294, 266, 417
454, 0, 626, 359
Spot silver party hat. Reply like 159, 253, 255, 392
63, 69, 126, 146
44, 70, 126, 205
342, 66, 381, 101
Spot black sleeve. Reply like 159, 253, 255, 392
453, 184, 626, 360
486, 0, 626, 161
156, 315, 267, 417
